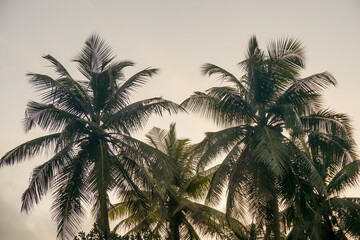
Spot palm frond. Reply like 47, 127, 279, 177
24, 101, 80, 132
267, 37, 305, 71
201, 63, 247, 93
114, 68, 159, 108
327, 160, 360, 195
21, 146, 74, 213
0, 133, 60, 167
104, 97, 182, 133
252, 126, 290, 177
73, 34, 115, 78
51, 152, 90, 240
330, 197, 360, 237
181, 92, 235, 127
277, 72, 337, 110
27, 73, 92, 118
43, 54, 72, 79
205, 141, 243, 206
195, 125, 248, 172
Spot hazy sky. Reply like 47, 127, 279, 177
0, 0, 359, 239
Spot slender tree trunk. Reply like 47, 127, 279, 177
271, 197, 281, 240
169, 219, 180, 240
325, 215, 336, 240
99, 191, 111, 240
269, 181, 281, 240
96, 139, 111, 240
168, 208, 181, 240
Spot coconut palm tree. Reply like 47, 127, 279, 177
0, 35, 182, 240
109, 123, 246, 240
182, 36, 341, 239
283, 110, 360, 239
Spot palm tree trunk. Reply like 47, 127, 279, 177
169, 220, 180, 240
268, 179, 281, 240
99, 191, 111, 240
96, 139, 111, 240
273, 198, 280, 240
168, 210, 181, 240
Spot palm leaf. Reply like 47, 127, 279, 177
0, 133, 61, 166
21, 146, 74, 213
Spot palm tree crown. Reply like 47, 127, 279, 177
182, 36, 348, 239
0, 35, 181, 240
109, 124, 244, 240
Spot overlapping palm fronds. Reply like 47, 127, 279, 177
0, 35, 182, 240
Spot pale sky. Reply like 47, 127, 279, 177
0, 0, 359, 239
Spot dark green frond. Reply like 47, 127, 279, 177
195, 125, 248, 172
182, 92, 241, 127
24, 101, 79, 132
201, 63, 247, 93
330, 197, 360, 237
205, 141, 242, 206
51, 152, 90, 240
21, 146, 74, 213
267, 37, 305, 70
104, 97, 182, 133
73, 34, 115, 78
252, 126, 290, 177
327, 161, 360, 195
277, 72, 337, 110
43, 54, 72, 79
0, 133, 60, 167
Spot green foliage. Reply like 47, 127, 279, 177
182, 36, 358, 239
109, 124, 245, 240
0, 35, 181, 240
73, 223, 154, 240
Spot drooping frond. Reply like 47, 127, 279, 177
27, 73, 92, 117
51, 152, 90, 240
0, 133, 60, 167
21, 146, 74, 213
277, 72, 337, 110
252, 126, 290, 177
225, 144, 251, 221
205, 141, 242, 206
195, 125, 248, 172
301, 109, 351, 138
330, 197, 360, 237
206, 86, 255, 121
24, 101, 79, 132
327, 160, 360, 195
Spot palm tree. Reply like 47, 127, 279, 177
283, 110, 360, 239
182, 36, 340, 239
0, 35, 181, 240
109, 123, 246, 240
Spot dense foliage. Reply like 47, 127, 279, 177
0, 35, 181, 240
73, 223, 154, 240
182, 36, 360, 239
109, 124, 246, 240
1, 35, 360, 240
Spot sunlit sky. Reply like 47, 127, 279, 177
0, 0, 359, 239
